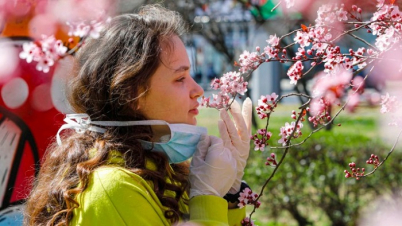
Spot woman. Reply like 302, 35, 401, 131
24, 4, 252, 226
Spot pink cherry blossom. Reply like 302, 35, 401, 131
312, 66, 352, 100
19, 42, 41, 63
238, 50, 261, 73
308, 97, 332, 127
284, 0, 295, 9
256, 93, 278, 119
202, 71, 248, 109
238, 187, 259, 209
345, 91, 360, 113
287, 61, 304, 85
263, 45, 277, 58
251, 129, 273, 151
278, 121, 303, 146
67, 18, 110, 39
267, 34, 280, 47
241, 217, 255, 226
265, 153, 278, 167
19, 35, 67, 73
294, 31, 310, 48
380, 93, 399, 114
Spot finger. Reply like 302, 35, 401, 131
242, 97, 252, 136
219, 109, 243, 148
228, 100, 248, 142
218, 119, 233, 149
192, 134, 210, 165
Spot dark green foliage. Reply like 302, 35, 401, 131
244, 112, 402, 226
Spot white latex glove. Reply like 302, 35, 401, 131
219, 97, 252, 194
189, 134, 238, 198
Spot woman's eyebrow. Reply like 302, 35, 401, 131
174, 66, 190, 73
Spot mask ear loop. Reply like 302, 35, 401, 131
56, 113, 169, 146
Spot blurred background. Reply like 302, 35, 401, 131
0, 0, 401, 225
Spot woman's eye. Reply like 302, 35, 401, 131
176, 77, 185, 82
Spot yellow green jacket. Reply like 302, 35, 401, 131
70, 155, 246, 226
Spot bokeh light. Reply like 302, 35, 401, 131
1, 77, 29, 109
0, 40, 19, 80
31, 83, 53, 112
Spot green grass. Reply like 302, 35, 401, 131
198, 104, 382, 145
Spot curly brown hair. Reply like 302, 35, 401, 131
24, 5, 190, 225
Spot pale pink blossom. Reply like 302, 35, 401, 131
380, 93, 399, 113
67, 18, 109, 39
263, 45, 276, 58
312, 66, 352, 99
295, 47, 306, 59
308, 97, 332, 127
336, 9, 348, 21
294, 31, 310, 48
19, 35, 67, 73
203, 71, 248, 109
316, 4, 337, 26
251, 129, 273, 151
376, 0, 385, 8
311, 42, 329, 56
256, 93, 278, 119
36, 56, 54, 73
346, 91, 360, 112
278, 121, 303, 146
267, 34, 280, 47
19, 42, 41, 63
285, 0, 295, 9
238, 50, 261, 73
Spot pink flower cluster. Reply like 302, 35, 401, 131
315, 3, 349, 27
278, 121, 303, 146
251, 129, 272, 151
238, 187, 260, 209
19, 35, 67, 73
287, 61, 304, 85
369, 4, 402, 51
238, 50, 262, 73
67, 19, 107, 39
344, 162, 365, 180
366, 154, 380, 167
312, 66, 352, 103
380, 93, 399, 114
241, 217, 256, 226
291, 108, 307, 121
201, 71, 248, 109
265, 153, 278, 168
284, 0, 295, 9
308, 97, 332, 127
255, 93, 278, 119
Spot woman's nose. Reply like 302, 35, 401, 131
190, 78, 204, 99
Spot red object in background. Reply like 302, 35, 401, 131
0, 1, 71, 210
0, 55, 64, 209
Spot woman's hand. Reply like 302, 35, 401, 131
219, 98, 252, 194
189, 135, 238, 198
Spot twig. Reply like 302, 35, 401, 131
363, 129, 402, 177
247, 98, 310, 221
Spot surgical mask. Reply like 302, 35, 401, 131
139, 124, 207, 164
56, 114, 207, 164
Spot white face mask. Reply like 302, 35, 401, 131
56, 114, 207, 164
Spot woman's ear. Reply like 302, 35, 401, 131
135, 88, 149, 111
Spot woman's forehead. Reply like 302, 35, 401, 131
159, 36, 190, 69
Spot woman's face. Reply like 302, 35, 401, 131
138, 35, 204, 125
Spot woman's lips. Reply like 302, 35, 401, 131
189, 109, 199, 115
